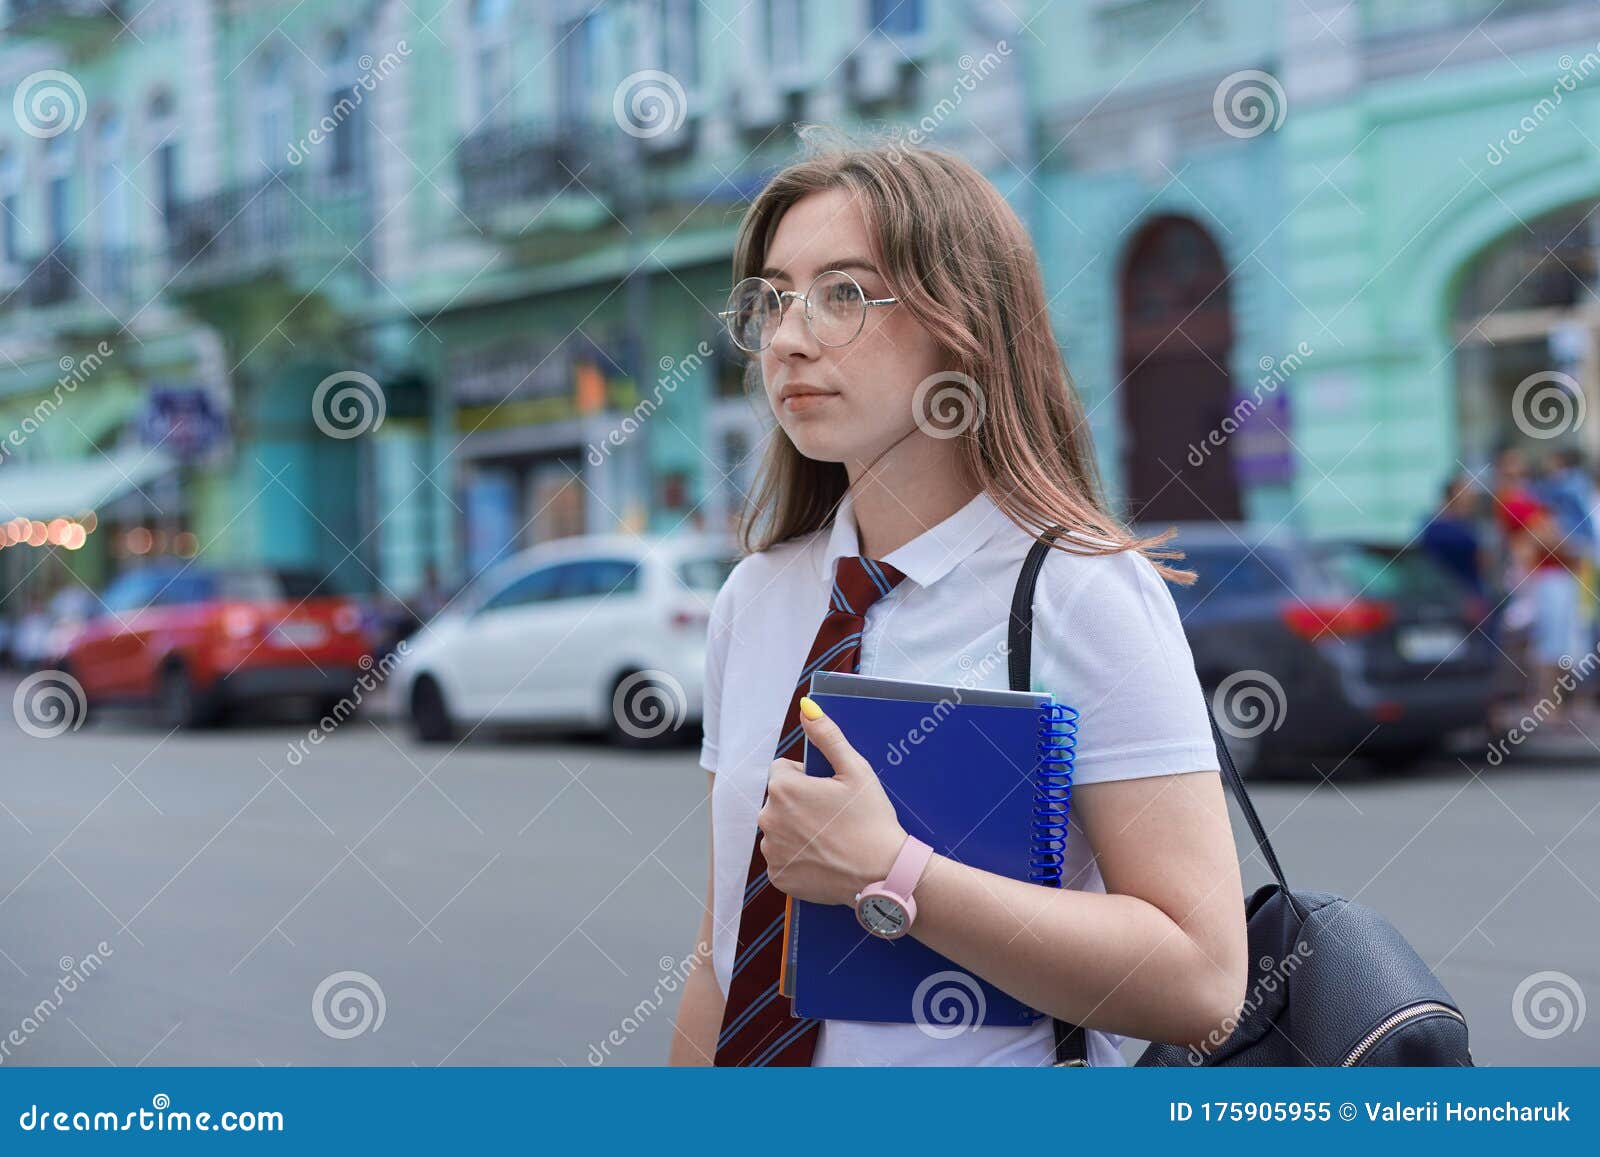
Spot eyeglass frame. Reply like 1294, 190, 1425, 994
717, 269, 899, 353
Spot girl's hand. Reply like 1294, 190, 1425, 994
757, 697, 909, 906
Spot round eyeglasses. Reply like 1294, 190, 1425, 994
719, 270, 899, 353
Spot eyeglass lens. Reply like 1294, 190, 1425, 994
725, 271, 868, 351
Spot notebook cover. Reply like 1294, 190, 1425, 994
786, 684, 1053, 1027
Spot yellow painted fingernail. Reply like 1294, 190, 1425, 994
799, 696, 824, 720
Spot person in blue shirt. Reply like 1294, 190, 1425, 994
1532, 448, 1597, 558
1419, 474, 1485, 596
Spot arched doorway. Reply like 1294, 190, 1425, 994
1453, 200, 1600, 470
1118, 216, 1242, 523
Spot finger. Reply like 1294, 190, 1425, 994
798, 696, 870, 779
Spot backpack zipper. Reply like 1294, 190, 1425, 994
1341, 1001, 1465, 1066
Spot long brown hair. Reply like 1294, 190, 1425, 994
731, 127, 1191, 583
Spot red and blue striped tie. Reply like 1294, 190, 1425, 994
714, 554, 908, 1066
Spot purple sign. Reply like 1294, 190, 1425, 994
1230, 388, 1294, 486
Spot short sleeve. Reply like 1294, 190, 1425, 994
1031, 547, 1220, 785
698, 567, 738, 775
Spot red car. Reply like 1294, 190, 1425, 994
57, 564, 373, 729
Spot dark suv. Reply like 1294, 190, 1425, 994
1154, 524, 1500, 776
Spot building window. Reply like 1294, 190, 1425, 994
869, 0, 923, 37
324, 29, 368, 184
0, 148, 19, 266
763, 0, 805, 76
95, 110, 127, 246
557, 14, 596, 127
713, 348, 751, 399
656, 0, 700, 89
147, 90, 180, 227
44, 135, 72, 246
254, 47, 293, 176
469, 0, 512, 124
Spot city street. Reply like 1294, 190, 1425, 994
1, 680, 1596, 1068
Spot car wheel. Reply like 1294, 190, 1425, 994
158, 663, 216, 730
35, 667, 91, 730
605, 671, 686, 749
410, 676, 454, 744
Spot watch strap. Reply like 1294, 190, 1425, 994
882, 834, 933, 900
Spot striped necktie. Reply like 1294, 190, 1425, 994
713, 554, 908, 1066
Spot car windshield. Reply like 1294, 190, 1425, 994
677, 553, 739, 592
215, 569, 350, 601
1167, 544, 1291, 613
1311, 544, 1467, 600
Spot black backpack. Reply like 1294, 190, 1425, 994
1010, 530, 1474, 1067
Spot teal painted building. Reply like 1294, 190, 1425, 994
5, 0, 1600, 608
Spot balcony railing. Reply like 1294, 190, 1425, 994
455, 120, 615, 228
4, 0, 124, 38
79, 245, 134, 302
20, 249, 76, 308
166, 169, 369, 294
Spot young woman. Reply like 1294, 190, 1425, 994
669, 133, 1248, 1067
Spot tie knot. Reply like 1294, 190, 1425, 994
831, 555, 907, 617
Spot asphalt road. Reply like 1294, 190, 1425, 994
0, 684, 1595, 1068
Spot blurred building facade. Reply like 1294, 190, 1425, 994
2, 0, 1600, 604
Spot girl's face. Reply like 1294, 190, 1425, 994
757, 188, 949, 468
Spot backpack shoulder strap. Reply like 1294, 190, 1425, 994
1008, 530, 1304, 1067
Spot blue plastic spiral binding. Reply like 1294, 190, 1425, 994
1030, 701, 1078, 885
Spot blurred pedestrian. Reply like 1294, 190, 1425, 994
1494, 449, 1585, 726
1418, 474, 1486, 597
411, 563, 450, 622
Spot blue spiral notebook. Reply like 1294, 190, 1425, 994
779, 670, 1078, 1026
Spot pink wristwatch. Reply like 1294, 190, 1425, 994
854, 835, 934, 939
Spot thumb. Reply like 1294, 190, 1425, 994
798, 696, 870, 780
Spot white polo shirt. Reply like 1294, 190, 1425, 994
699, 486, 1220, 1066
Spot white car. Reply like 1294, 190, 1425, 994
397, 533, 737, 747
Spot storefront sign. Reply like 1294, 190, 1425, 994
137, 385, 230, 460
1231, 389, 1295, 486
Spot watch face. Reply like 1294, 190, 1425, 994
858, 894, 909, 938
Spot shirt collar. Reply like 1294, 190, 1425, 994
819, 486, 1013, 590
